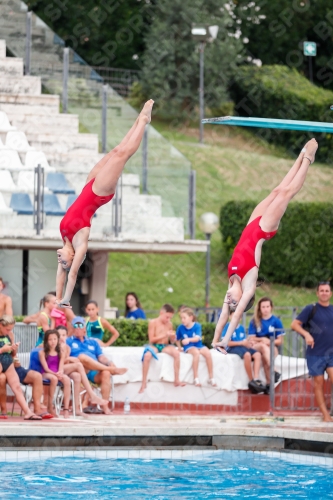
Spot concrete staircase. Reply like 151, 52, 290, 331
0, 39, 184, 242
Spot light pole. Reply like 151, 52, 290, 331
191, 25, 219, 144
199, 212, 219, 317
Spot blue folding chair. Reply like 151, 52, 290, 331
10, 193, 33, 214
43, 194, 66, 216
46, 172, 75, 195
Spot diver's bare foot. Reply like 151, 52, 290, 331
139, 385, 146, 393
111, 367, 128, 376
91, 394, 109, 407
174, 381, 186, 387
140, 99, 154, 124
302, 138, 318, 163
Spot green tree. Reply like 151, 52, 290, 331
233, 0, 333, 89
140, 0, 245, 119
26, 0, 148, 69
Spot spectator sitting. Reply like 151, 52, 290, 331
291, 281, 333, 422
35, 294, 56, 347
139, 304, 186, 393
85, 300, 120, 347
24, 291, 75, 336
221, 311, 264, 393
39, 329, 72, 418
66, 316, 127, 414
56, 325, 109, 415
0, 278, 13, 317
248, 297, 284, 394
0, 316, 41, 420
176, 307, 216, 387
125, 292, 146, 320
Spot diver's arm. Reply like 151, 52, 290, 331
212, 299, 230, 346
60, 243, 88, 307
56, 262, 67, 303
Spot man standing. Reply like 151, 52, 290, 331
291, 281, 333, 422
0, 278, 12, 317
139, 304, 186, 393
66, 316, 127, 414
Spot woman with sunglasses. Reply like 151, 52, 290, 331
212, 138, 318, 354
56, 100, 154, 309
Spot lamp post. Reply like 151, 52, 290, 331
199, 212, 219, 318
191, 24, 219, 144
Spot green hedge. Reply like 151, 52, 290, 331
230, 65, 333, 163
220, 200, 333, 287
104, 320, 216, 348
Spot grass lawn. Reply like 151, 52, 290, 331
107, 121, 330, 314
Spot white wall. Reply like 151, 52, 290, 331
0, 249, 23, 315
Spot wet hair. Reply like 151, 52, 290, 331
161, 303, 175, 314
253, 296, 273, 329
0, 315, 15, 327
43, 329, 61, 358
125, 292, 142, 316
40, 293, 55, 310
86, 300, 98, 308
179, 307, 196, 321
56, 325, 68, 334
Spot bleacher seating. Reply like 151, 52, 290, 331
25, 150, 54, 171
10, 192, 33, 214
0, 169, 17, 192
66, 193, 77, 210
44, 193, 65, 216
0, 149, 24, 170
16, 170, 50, 193
0, 192, 13, 214
0, 111, 16, 132
5, 130, 34, 152
46, 172, 75, 194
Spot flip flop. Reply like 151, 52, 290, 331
0, 414, 8, 419
24, 415, 42, 421
83, 406, 95, 414
38, 412, 54, 419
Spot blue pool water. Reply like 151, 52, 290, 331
1, 451, 333, 499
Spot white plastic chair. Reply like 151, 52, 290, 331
25, 150, 54, 171
0, 169, 17, 192
0, 192, 13, 214
5, 131, 34, 152
0, 149, 23, 170
0, 111, 16, 133
17, 170, 50, 193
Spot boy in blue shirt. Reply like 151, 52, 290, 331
221, 311, 264, 393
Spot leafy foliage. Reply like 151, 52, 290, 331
220, 200, 333, 287
231, 65, 333, 163
104, 319, 216, 347
140, 0, 244, 119
233, 0, 333, 88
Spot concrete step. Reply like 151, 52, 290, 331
0, 76, 41, 95
0, 94, 60, 114
46, 152, 102, 169
0, 213, 34, 231
8, 113, 79, 135
0, 40, 5, 59
26, 133, 99, 155
0, 57, 24, 77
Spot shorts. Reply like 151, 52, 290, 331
307, 354, 333, 377
87, 370, 99, 383
184, 344, 205, 353
0, 354, 13, 373
227, 346, 257, 359
15, 366, 29, 384
153, 343, 167, 353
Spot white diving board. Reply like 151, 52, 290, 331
202, 116, 333, 133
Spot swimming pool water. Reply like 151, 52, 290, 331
1, 451, 333, 499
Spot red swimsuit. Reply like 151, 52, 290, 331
60, 179, 114, 243
228, 216, 277, 280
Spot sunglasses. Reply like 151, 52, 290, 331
73, 323, 85, 329
318, 281, 331, 285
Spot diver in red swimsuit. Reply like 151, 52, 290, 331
212, 138, 318, 354
56, 99, 154, 308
